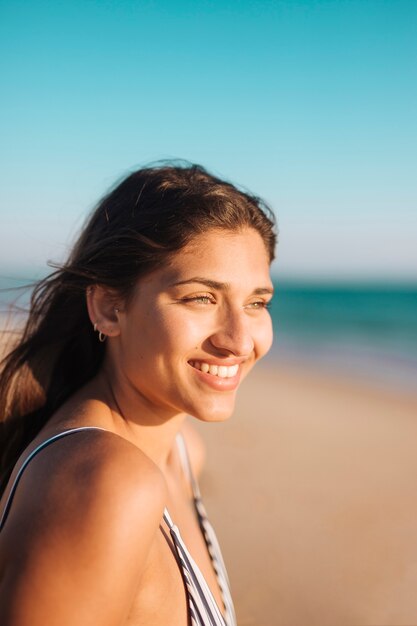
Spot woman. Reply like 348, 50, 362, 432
0, 163, 276, 626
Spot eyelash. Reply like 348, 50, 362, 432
248, 301, 271, 310
180, 296, 271, 309
181, 295, 215, 304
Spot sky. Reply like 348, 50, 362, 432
0, 0, 416, 281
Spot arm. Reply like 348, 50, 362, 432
0, 431, 166, 626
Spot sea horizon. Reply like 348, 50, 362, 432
1, 271, 416, 396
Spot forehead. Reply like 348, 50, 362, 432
162, 228, 272, 286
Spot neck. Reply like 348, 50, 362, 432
90, 366, 187, 472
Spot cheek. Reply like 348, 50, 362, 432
121, 309, 170, 361
163, 308, 211, 345
254, 315, 274, 359
139, 307, 204, 359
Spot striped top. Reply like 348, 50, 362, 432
0, 427, 237, 626
168, 432, 237, 626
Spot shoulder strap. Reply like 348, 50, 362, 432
0, 426, 107, 532
175, 432, 201, 500
162, 506, 227, 626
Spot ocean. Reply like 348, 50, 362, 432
268, 280, 417, 393
1, 274, 416, 394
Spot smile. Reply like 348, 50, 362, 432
189, 361, 239, 379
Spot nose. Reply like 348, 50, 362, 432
209, 307, 254, 357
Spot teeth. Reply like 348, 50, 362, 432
191, 361, 239, 378
218, 366, 228, 378
228, 364, 239, 377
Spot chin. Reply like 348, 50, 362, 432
189, 398, 237, 423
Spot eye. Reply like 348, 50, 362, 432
181, 294, 215, 305
245, 300, 271, 310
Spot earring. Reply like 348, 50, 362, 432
93, 322, 107, 342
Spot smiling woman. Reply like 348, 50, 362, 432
0, 163, 277, 626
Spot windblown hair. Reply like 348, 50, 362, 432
0, 162, 277, 493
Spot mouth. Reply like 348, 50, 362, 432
189, 360, 240, 379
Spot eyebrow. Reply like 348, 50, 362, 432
171, 277, 274, 296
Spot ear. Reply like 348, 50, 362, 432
86, 285, 121, 338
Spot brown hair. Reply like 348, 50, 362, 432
0, 162, 277, 493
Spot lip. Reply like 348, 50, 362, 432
188, 357, 247, 367
188, 361, 242, 391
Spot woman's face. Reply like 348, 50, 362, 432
114, 227, 274, 422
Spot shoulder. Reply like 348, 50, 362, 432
180, 419, 206, 479
14, 428, 167, 530
0, 429, 167, 624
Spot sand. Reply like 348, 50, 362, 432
195, 361, 417, 626
2, 318, 417, 624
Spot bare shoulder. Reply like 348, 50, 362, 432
0, 430, 166, 625
180, 419, 206, 479
14, 428, 165, 510
2, 428, 167, 562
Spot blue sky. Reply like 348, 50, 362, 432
1, 0, 416, 280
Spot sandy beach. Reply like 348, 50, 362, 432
2, 320, 417, 625
196, 361, 417, 626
